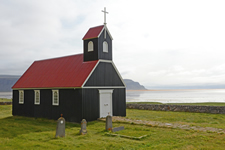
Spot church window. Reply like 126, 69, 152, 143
34, 90, 40, 105
19, 90, 24, 104
88, 41, 94, 52
103, 41, 108, 53
52, 90, 59, 106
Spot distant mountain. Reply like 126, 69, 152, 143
0, 75, 147, 91
2, 75, 225, 91
124, 79, 147, 90
0, 75, 20, 92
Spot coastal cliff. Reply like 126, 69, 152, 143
124, 79, 146, 90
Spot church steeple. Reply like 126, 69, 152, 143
82, 8, 113, 62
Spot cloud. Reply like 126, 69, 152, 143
1, 0, 225, 88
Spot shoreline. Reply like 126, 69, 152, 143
126, 89, 225, 91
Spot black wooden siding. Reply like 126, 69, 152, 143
83, 38, 99, 62
82, 89, 100, 121
112, 88, 126, 116
83, 29, 112, 62
82, 88, 126, 122
84, 62, 124, 86
13, 89, 83, 122
98, 29, 112, 60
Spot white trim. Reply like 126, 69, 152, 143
81, 60, 100, 87
34, 90, 40, 105
97, 26, 113, 40
83, 86, 125, 89
99, 89, 114, 94
98, 27, 105, 39
110, 61, 126, 87
52, 90, 59, 106
98, 59, 112, 63
105, 26, 113, 40
19, 90, 24, 104
82, 59, 126, 87
99, 60, 126, 86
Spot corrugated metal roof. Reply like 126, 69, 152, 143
12, 54, 98, 89
82, 25, 104, 40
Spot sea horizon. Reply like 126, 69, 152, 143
1, 89, 225, 103
126, 89, 225, 103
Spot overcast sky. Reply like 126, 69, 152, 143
1, 0, 225, 88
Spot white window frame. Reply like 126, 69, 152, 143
19, 90, 24, 104
88, 41, 94, 52
103, 41, 108, 53
52, 90, 59, 106
34, 90, 40, 105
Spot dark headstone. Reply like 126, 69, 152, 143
55, 114, 65, 137
80, 119, 87, 135
106, 115, 112, 131
112, 126, 124, 132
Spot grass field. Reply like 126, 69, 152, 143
0, 98, 12, 102
126, 109, 225, 129
127, 102, 225, 106
1, 105, 225, 149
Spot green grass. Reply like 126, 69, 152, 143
127, 102, 225, 106
1, 105, 225, 149
0, 98, 12, 102
126, 109, 225, 129
0, 105, 12, 118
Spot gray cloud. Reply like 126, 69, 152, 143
1, 0, 225, 88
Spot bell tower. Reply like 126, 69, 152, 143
82, 8, 113, 62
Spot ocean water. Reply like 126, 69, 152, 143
1, 90, 225, 103
126, 89, 225, 103
0, 92, 12, 99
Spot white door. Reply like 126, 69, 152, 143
99, 90, 113, 118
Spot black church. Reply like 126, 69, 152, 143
12, 14, 126, 122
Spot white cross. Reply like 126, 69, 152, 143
102, 7, 108, 25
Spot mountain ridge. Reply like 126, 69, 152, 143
0, 75, 147, 91
123, 79, 147, 90
0, 75, 20, 92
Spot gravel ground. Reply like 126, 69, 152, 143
99, 116, 225, 134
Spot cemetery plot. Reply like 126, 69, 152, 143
1, 106, 225, 149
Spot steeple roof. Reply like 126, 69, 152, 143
82, 25, 113, 40
82, 25, 104, 40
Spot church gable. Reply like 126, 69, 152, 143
97, 29, 112, 60
83, 61, 125, 87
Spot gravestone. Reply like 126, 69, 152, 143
80, 119, 87, 135
105, 115, 112, 131
112, 126, 124, 132
105, 114, 125, 132
55, 114, 65, 137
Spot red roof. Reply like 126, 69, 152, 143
82, 25, 104, 40
12, 54, 98, 89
